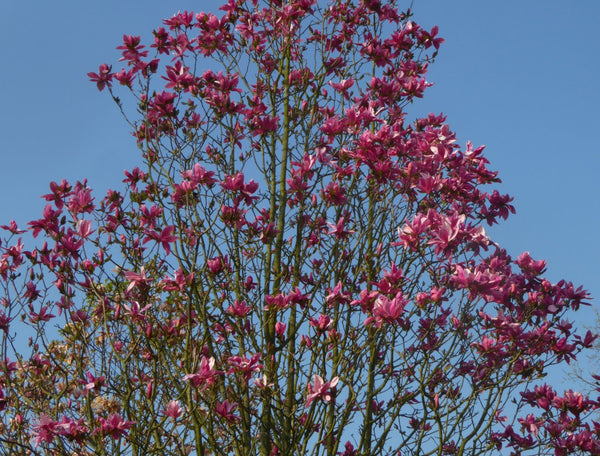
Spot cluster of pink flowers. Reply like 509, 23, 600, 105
0, 0, 597, 454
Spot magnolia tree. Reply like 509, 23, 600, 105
1, 0, 599, 455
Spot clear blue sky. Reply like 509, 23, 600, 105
1, 1, 598, 352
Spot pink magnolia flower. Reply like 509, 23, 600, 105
162, 267, 195, 292
227, 353, 263, 382
40, 179, 71, 209
327, 216, 355, 240
215, 399, 240, 422
124, 267, 151, 293
162, 400, 183, 419
94, 413, 135, 440
32, 414, 60, 447
310, 314, 333, 333
397, 213, 429, 250
321, 182, 347, 206
88, 63, 113, 91
325, 281, 352, 306
253, 374, 274, 389
67, 186, 95, 215
143, 225, 178, 255
275, 321, 287, 338
328, 77, 354, 99
306, 374, 339, 407
264, 293, 288, 311
56, 416, 88, 442
364, 293, 406, 328
28, 306, 55, 324
184, 356, 220, 390
80, 371, 106, 392
123, 300, 151, 321
116, 34, 148, 62
0, 220, 26, 234
516, 251, 547, 276
518, 414, 541, 437
428, 212, 465, 257
207, 256, 225, 274
0, 312, 8, 333
185, 163, 216, 187
76, 219, 93, 238
226, 299, 252, 317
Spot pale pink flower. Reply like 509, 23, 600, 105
163, 400, 183, 419
253, 374, 274, 389
124, 267, 151, 293
306, 374, 339, 407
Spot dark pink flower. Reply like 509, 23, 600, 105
228, 353, 263, 382
275, 321, 287, 337
80, 371, 106, 392
94, 413, 135, 440
310, 314, 333, 333
184, 356, 220, 390
327, 216, 355, 240
87, 64, 113, 91
144, 225, 178, 255
227, 300, 252, 317
0, 220, 26, 234
215, 400, 240, 422
32, 414, 60, 447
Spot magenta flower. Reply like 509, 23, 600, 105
327, 216, 355, 240
226, 299, 252, 317
123, 300, 151, 321
428, 212, 465, 257
76, 219, 93, 238
275, 321, 287, 338
67, 186, 95, 215
0, 220, 26, 234
310, 314, 333, 333
28, 305, 55, 324
87, 63, 113, 91
143, 225, 178, 255
32, 414, 60, 447
364, 293, 406, 328
80, 371, 106, 392
184, 356, 220, 390
94, 413, 135, 440
306, 374, 339, 407
215, 400, 240, 423
124, 266, 151, 293
227, 353, 263, 382
56, 416, 88, 442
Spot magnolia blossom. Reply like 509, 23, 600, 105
364, 293, 406, 328
306, 374, 339, 407
123, 267, 151, 293
162, 400, 183, 420
253, 374, 274, 389
215, 400, 240, 422
183, 356, 220, 390
93, 413, 135, 440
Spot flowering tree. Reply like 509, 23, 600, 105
1, 0, 599, 455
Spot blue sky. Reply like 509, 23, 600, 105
1, 1, 599, 369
